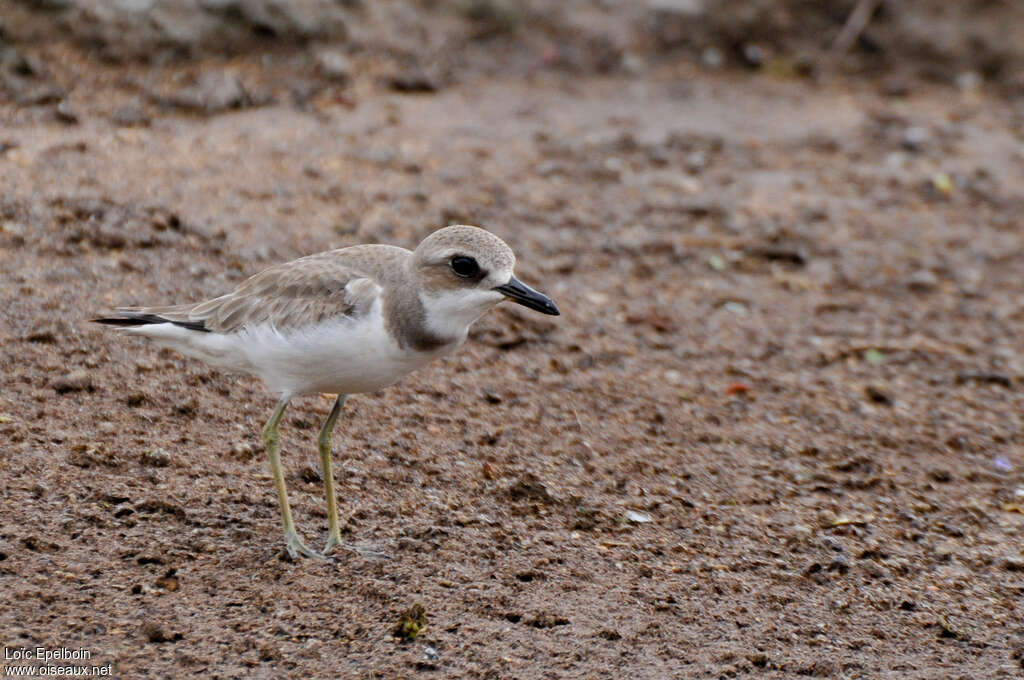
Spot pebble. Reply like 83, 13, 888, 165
906, 269, 939, 292
935, 540, 959, 559
232, 442, 255, 459
140, 447, 171, 467
684, 150, 708, 172
162, 72, 250, 113
52, 369, 92, 393
386, 68, 438, 93
111, 105, 150, 127
700, 47, 723, 69
739, 44, 765, 69
864, 383, 893, 405
621, 52, 645, 75
140, 621, 175, 643
315, 49, 351, 83
55, 99, 78, 124
663, 369, 683, 385
901, 126, 930, 152
955, 71, 982, 93
625, 510, 652, 524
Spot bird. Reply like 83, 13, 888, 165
93, 225, 560, 559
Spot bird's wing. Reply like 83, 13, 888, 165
120, 250, 389, 334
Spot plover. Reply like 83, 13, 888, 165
94, 225, 560, 559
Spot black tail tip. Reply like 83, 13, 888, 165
92, 317, 146, 327
91, 314, 208, 332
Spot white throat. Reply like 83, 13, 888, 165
420, 289, 504, 341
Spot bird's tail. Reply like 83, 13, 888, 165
92, 312, 209, 333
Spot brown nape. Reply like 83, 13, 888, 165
381, 275, 452, 353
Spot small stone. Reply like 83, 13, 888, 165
162, 72, 250, 113
747, 653, 769, 667
55, 99, 78, 124
24, 321, 65, 343
315, 49, 351, 83
739, 44, 765, 69
663, 369, 683, 385
140, 621, 176, 643
621, 52, 645, 75
386, 68, 438, 93
684, 150, 707, 172
901, 126, 930, 152
928, 172, 955, 198
507, 473, 554, 503
52, 369, 92, 394
955, 71, 982, 93
906, 269, 939, 292
625, 510, 652, 524
112, 106, 150, 127
133, 359, 155, 372
864, 384, 892, 406
155, 569, 179, 591
827, 556, 849, 574
700, 47, 723, 69
140, 447, 171, 468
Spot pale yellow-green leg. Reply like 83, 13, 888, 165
263, 397, 324, 560
317, 396, 390, 560
318, 394, 347, 554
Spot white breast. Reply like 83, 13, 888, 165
235, 302, 455, 396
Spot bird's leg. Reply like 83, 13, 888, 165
316, 396, 391, 560
318, 394, 347, 554
263, 397, 324, 560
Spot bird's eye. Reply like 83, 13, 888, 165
450, 256, 480, 278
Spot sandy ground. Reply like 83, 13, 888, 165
2, 42, 1024, 679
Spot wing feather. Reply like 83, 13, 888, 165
120, 252, 383, 333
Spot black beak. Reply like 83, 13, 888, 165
494, 277, 560, 316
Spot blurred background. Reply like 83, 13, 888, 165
2, 1, 1024, 119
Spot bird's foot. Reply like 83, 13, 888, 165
323, 531, 345, 555
284, 530, 326, 560
323, 533, 391, 560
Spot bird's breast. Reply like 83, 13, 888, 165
234, 307, 456, 396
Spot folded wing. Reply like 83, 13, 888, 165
97, 252, 382, 334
